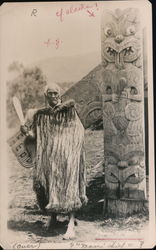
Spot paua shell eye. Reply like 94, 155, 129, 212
130, 87, 138, 95
128, 156, 139, 165
126, 25, 136, 35
104, 26, 113, 36
106, 86, 112, 94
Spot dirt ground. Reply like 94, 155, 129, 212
7, 129, 149, 246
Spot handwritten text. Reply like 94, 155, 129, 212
69, 239, 145, 249
56, 2, 99, 22
12, 242, 40, 249
31, 9, 38, 16
44, 38, 63, 49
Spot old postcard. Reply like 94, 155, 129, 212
0, 1, 155, 249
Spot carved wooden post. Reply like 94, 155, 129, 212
101, 8, 147, 216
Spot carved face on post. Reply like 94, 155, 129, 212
104, 151, 146, 200
101, 8, 146, 201
101, 8, 141, 69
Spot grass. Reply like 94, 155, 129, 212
7, 128, 149, 243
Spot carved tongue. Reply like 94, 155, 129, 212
115, 51, 124, 69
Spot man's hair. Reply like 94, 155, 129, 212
44, 82, 61, 96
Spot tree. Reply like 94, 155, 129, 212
7, 65, 47, 128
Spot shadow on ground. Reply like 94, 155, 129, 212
8, 219, 68, 237
7, 201, 104, 238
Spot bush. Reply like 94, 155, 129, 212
7, 65, 47, 128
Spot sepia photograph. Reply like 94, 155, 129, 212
0, 1, 155, 249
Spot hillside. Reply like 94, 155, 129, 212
32, 51, 101, 83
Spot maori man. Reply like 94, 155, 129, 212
21, 82, 88, 239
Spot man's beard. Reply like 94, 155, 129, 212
48, 98, 59, 107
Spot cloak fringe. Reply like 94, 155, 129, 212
31, 101, 87, 213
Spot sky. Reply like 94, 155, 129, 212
0, 1, 151, 82
0, 2, 101, 67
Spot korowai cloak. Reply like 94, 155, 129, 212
25, 100, 88, 213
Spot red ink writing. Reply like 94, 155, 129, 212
44, 38, 51, 47
56, 8, 64, 22
44, 38, 63, 49
95, 2, 99, 11
52, 38, 63, 49
56, 2, 100, 22
87, 10, 95, 17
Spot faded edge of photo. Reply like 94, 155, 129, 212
0, 1, 155, 249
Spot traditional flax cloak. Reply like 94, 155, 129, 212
26, 100, 87, 213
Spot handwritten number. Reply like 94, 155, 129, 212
44, 39, 51, 47
44, 38, 62, 49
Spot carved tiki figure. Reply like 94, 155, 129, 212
101, 8, 146, 206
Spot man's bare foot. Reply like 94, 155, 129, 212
43, 213, 57, 230
63, 212, 76, 240
63, 228, 75, 240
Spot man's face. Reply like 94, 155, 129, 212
46, 91, 60, 107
